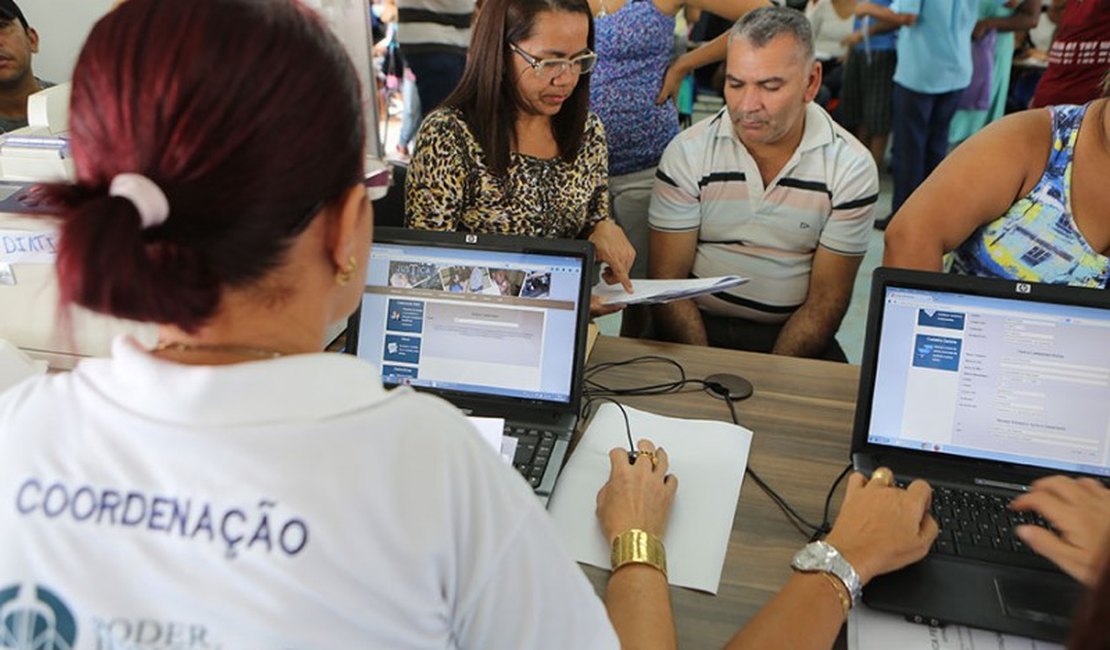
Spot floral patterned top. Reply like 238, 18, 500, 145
949, 103, 1109, 288
589, 0, 679, 176
405, 108, 611, 238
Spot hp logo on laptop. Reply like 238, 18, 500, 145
465, 234, 478, 244
1015, 283, 1032, 294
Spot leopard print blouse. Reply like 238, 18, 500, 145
405, 107, 610, 238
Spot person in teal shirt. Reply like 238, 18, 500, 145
948, 0, 1038, 146
856, 0, 978, 229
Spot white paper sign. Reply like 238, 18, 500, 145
848, 605, 1064, 650
0, 228, 59, 264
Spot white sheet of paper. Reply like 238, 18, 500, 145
848, 605, 1064, 650
0, 228, 59, 264
466, 415, 505, 453
499, 436, 518, 465
547, 403, 752, 593
593, 276, 749, 306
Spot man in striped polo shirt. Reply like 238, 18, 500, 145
649, 7, 878, 361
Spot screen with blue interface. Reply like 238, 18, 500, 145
355, 241, 584, 404
868, 286, 1110, 477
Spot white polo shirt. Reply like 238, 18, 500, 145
649, 104, 878, 323
0, 337, 617, 649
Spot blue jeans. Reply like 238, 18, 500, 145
400, 49, 466, 115
398, 71, 422, 148
891, 83, 963, 214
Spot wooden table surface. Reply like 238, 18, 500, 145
580, 335, 862, 648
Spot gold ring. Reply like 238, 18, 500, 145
870, 468, 894, 487
639, 450, 659, 470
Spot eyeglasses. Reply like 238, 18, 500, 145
363, 157, 392, 202
510, 43, 597, 79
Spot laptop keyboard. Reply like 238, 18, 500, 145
505, 425, 559, 489
925, 484, 1058, 572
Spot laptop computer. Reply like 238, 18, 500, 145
851, 268, 1109, 642
345, 227, 594, 506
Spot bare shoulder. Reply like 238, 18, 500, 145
950, 108, 1053, 183
964, 108, 1051, 156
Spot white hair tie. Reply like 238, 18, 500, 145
109, 173, 169, 229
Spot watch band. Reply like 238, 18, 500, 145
790, 541, 862, 608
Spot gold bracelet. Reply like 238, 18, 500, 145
820, 572, 851, 616
610, 528, 667, 578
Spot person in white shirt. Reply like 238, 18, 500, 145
805, 0, 855, 104
0, 1, 678, 647
806, 0, 855, 60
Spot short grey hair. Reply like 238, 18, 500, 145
729, 6, 815, 63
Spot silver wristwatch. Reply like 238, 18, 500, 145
790, 541, 862, 607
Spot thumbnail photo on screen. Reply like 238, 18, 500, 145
389, 261, 442, 290
521, 271, 552, 299
489, 268, 525, 297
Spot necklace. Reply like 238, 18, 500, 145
152, 341, 285, 359
596, 0, 609, 18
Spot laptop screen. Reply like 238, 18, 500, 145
351, 239, 585, 405
867, 284, 1110, 478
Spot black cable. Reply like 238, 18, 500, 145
581, 396, 635, 458
585, 355, 705, 397
721, 397, 824, 536
585, 354, 852, 540
811, 463, 855, 542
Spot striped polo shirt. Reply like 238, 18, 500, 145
396, 0, 474, 55
649, 103, 878, 323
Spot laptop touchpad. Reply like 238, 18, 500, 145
994, 577, 1075, 627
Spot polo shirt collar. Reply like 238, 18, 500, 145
797, 102, 835, 152
75, 336, 391, 427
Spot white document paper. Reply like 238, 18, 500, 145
466, 416, 516, 464
548, 403, 752, 593
592, 276, 749, 306
499, 436, 518, 465
848, 605, 1064, 650
467, 416, 504, 450
0, 228, 59, 264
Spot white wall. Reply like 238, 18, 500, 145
18, 0, 381, 154
20, 1, 115, 83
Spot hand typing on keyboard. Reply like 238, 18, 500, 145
1010, 476, 1110, 586
824, 470, 938, 586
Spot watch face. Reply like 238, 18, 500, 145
793, 542, 833, 570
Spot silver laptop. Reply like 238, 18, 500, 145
346, 227, 593, 506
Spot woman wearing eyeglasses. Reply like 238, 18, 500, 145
406, 0, 637, 305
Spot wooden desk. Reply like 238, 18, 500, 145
582, 335, 860, 648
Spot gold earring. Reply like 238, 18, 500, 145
335, 255, 357, 287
